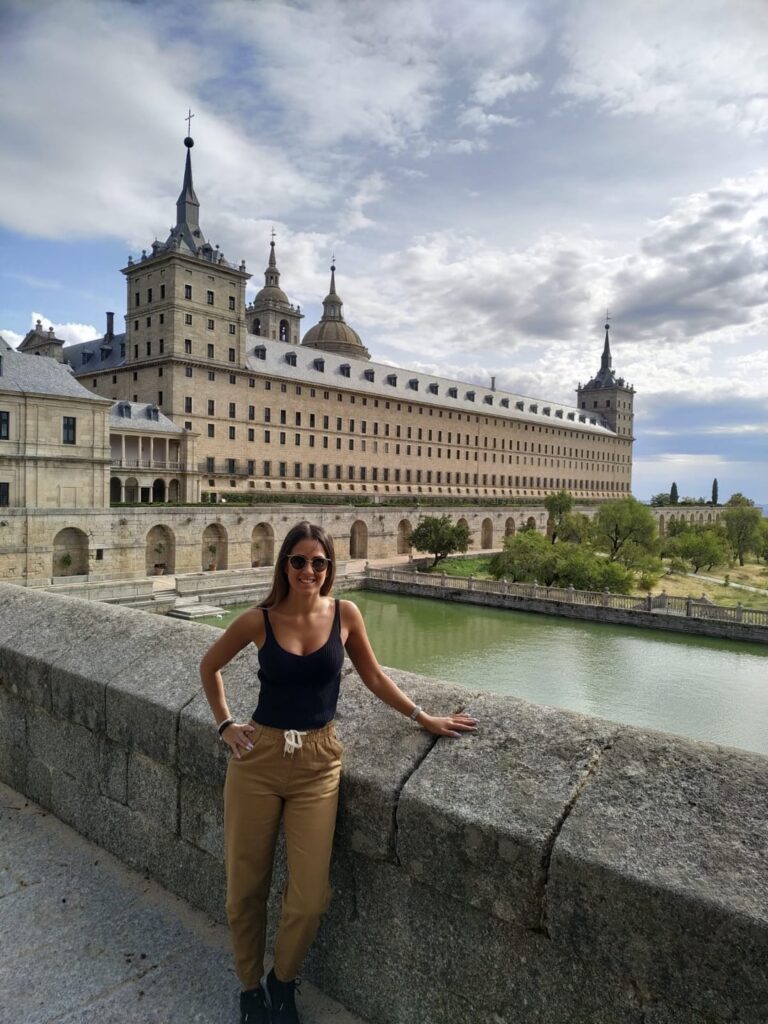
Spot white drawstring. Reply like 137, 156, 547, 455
283, 729, 308, 756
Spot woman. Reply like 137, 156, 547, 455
200, 521, 477, 1024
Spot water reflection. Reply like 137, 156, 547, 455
349, 592, 768, 757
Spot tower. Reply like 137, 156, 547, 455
576, 322, 635, 438
120, 133, 251, 404
246, 238, 303, 344
301, 263, 370, 360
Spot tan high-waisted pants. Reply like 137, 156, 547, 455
223, 720, 343, 989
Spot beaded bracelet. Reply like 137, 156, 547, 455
217, 717, 235, 737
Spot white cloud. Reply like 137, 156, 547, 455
30, 312, 100, 347
342, 174, 387, 233
472, 69, 539, 106
557, 0, 768, 136
0, 329, 23, 349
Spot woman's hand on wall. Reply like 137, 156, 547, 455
419, 712, 477, 739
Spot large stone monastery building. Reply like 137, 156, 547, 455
58, 135, 635, 503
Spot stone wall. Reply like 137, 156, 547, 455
1, 583, 765, 1024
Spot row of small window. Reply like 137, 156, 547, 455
202, 459, 629, 490
134, 317, 236, 335
0, 413, 76, 444
135, 286, 236, 310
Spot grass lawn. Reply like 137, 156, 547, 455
420, 552, 768, 611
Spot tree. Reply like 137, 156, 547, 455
711, 478, 719, 506
544, 489, 574, 544
592, 497, 658, 562
671, 530, 728, 573
670, 481, 679, 504
650, 492, 673, 507
758, 519, 768, 564
558, 511, 592, 544
410, 515, 470, 568
722, 505, 762, 566
489, 531, 552, 582
726, 492, 755, 507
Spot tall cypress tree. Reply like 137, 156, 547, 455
711, 478, 719, 505
670, 481, 679, 504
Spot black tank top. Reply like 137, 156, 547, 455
252, 598, 345, 730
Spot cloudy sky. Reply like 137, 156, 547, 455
1, 0, 766, 502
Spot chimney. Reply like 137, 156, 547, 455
106, 311, 114, 340
490, 376, 496, 391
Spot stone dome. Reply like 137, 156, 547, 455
301, 264, 370, 360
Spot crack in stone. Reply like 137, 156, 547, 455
391, 699, 475, 866
537, 729, 621, 936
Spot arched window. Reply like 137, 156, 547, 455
279, 319, 289, 342
252, 318, 261, 336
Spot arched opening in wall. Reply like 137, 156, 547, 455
457, 517, 470, 546
526, 516, 537, 531
251, 523, 275, 566
52, 527, 89, 578
146, 524, 175, 575
397, 518, 412, 554
110, 477, 122, 504
698, 513, 704, 523
505, 517, 516, 537
124, 478, 139, 503
350, 520, 368, 559
481, 518, 493, 549
202, 523, 228, 571
658, 514, 665, 537
152, 478, 166, 503
252, 318, 261, 336
707, 512, 712, 523
168, 479, 180, 501
279, 319, 289, 342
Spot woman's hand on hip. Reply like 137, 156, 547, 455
420, 712, 477, 739
222, 722, 256, 758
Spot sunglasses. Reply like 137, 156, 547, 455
285, 554, 332, 573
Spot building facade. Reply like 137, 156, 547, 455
63, 135, 635, 505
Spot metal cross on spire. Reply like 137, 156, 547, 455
271, 226, 276, 242
185, 108, 194, 135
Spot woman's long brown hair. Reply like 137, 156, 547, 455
260, 521, 336, 608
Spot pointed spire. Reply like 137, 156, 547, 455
322, 261, 343, 319
176, 135, 200, 232
601, 319, 612, 374
263, 236, 282, 290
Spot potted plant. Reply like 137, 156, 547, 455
207, 543, 217, 571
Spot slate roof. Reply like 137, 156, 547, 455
248, 335, 615, 435
0, 340, 110, 402
109, 402, 185, 434
64, 334, 128, 373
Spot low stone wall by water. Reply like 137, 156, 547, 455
366, 567, 768, 644
0, 583, 766, 1024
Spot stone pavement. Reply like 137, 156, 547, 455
0, 782, 370, 1024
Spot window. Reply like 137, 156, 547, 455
248, 428, 254, 441
229, 348, 236, 362
279, 432, 286, 444
185, 313, 193, 326
206, 457, 214, 473
146, 317, 151, 328
208, 319, 215, 330
228, 402, 236, 418
247, 460, 255, 475
254, 345, 266, 360
249, 378, 256, 388
159, 338, 164, 353
62, 416, 76, 444
184, 421, 192, 431
263, 460, 271, 476
227, 459, 236, 474
208, 424, 215, 438
160, 284, 165, 299
340, 363, 351, 377
264, 408, 271, 422
229, 296, 236, 311
207, 344, 215, 358
185, 284, 192, 299
133, 322, 138, 333
264, 430, 271, 442
295, 434, 301, 445
208, 370, 216, 382
248, 405, 255, 420
0, 482, 8, 506
0, 411, 9, 439
147, 288, 153, 303
208, 400, 215, 415
229, 373, 236, 384
146, 342, 151, 356
135, 291, 140, 307
294, 462, 301, 478
229, 426, 236, 440
229, 324, 236, 335
207, 290, 214, 305
185, 367, 193, 378
280, 411, 287, 425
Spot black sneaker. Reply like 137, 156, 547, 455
262, 968, 302, 1023
240, 986, 269, 1023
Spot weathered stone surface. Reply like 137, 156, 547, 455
397, 692, 620, 927
179, 775, 224, 859
127, 749, 179, 830
27, 706, 102, 787
308, 852, 641, 1024
0, 685, 27, 792
334, 661, 474, 861
106, 617, 215, 764
548, 728, 768, 1024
